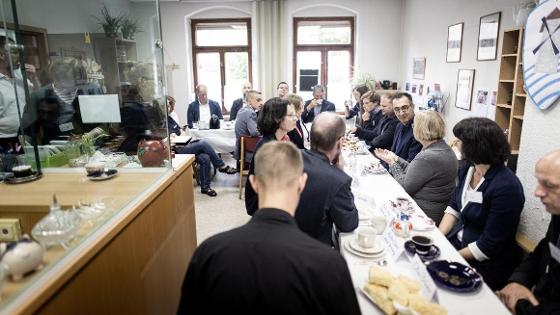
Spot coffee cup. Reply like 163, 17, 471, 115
371, 214, 387, 234
85, 162, 105, 176
411, 234, 433, 254
12, 165, 32, 178
356, 226, 377, 248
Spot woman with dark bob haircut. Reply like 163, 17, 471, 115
439, 117, 525, 290
245, 97, 298, 214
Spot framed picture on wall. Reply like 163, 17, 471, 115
477, 12, 501, 61
446, 22, 463, 63
413, 57, 426, 80
455, 69, 475, 110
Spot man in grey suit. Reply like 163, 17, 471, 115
234, 90, 263, 161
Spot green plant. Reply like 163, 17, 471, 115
94, 5, 124, 37
121, 17, 141, 40
351, 67, 375, 91
79, 127, 108, 156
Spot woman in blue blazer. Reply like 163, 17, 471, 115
439, 117, 525, 290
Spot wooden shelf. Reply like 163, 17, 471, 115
499, 79, 515, 83
502, 54, 518, 57
496, 103, 512, 109
512, 150, 519, 154
516, 93, 527, 97
513, 115, 524, 120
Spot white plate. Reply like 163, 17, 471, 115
360, 286, 419, 315
411, 216, 436, 231
344, 239, 385, 258
349, 237, 386, 254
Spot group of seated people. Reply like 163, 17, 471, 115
175, 81, 560, 314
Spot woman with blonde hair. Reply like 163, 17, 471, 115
375, 110, 457, 224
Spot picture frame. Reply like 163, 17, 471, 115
477, 12, 501, 61
455, 69, 475, 110
413, 57, 426, 80
446, 22, 463, 63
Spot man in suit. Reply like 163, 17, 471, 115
295, 112, 359, 247
498, 149, 560, 315
368, 93, 399, 150
390, 92, 421, 162
301, 85, 336, 123
186, 84, 222, 128
178, 141, 361, 315
229, 81, 252, 121
277, 81, 289, 99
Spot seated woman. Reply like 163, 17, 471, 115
375, 111, 457, 224
351, 91, 381, 142
438, 117, 525, 291
345, 84, 369, 123
286, 93, 309, 149
245, 97, 297, 214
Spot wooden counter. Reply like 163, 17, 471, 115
0, 155, 197, 314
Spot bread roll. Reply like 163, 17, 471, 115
388, 281, 409, 306
368, 265, 393, 287
395, 275, 421, 293
363, 284, 396, 315
408, 294, 447, 315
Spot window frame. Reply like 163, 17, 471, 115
292, 16, 355, 106
191, 18, 252, 110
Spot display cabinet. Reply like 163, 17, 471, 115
0, 0, 198, 313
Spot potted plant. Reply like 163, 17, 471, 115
121, 17, 141, 40
94, 5, 124, 38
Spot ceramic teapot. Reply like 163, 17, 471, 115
1, 236, 44, 281
137, 139, 168, 167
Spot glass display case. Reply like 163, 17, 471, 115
0, 0, 193, 313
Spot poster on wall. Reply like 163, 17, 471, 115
523, 0, 560, 110
413, 58, 426, 79
405, 82, 410, 92
447, 22, 464, 62
477, 12, 501, 61
411, 84, 417, 94
455, 69, 475, 110
474, 88, 491, 118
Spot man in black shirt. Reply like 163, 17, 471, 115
178, 141, 361, 315
497, 149, 560, 315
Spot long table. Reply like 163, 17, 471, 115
188, 123, 236, 154
340, 151, 511, 315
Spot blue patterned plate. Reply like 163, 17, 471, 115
426, 260, 483, 293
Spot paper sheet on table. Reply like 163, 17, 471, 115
78, 95, 121, 123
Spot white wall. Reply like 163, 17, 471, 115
401, 0, 560, 244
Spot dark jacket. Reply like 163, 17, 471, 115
391, 118, 422, 162
447, 164, 525, 290
301, 99, 336, 123
294, 150, 359, 247
229, 97, 244, 121
178, 208, 361, 315
510, 215, 560, 315
354, 108, 383, 141
287, 120, 308, 150
245, 134, 277, 215
186, 99, 223, 128
368, 112, 398, 150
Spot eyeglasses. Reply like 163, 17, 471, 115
393, 104, 411, 113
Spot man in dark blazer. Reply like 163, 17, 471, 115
295, 112, 359, 247
390, 92, 421, 162
178, 141, 361, 315
368, 93, 398, 150
186, 84, 222, 128
229, 81, 252, 121
301, 85, 336, 123
498, 149, 560, 315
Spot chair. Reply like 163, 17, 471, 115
238, 136, 261, 199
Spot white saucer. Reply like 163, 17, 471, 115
349, 237, 385, 254
345, 241, 385, 258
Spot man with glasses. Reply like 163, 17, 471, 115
295, 112, 359, 248
301, 85, 336, 124
389, 92, 421, 162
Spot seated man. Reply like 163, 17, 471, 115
178, 141, 360, 315
229, 81, 252, 121
186, 84, 222, 128
368, 93, 398, 150
389, 92, 421, 162
295, 112, 359, 247
234, 90, 262, 162
301, 85, 336, 123
497, 149, 560, 315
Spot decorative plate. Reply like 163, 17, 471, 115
426, 260, 483, 293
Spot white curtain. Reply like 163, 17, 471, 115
253, 0, 287, 100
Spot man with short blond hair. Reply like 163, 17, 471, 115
234, 90, 262, 161
498, 149, 560, 315
178, 141, 360, 315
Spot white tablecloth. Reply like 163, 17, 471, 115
188, 127, 236, 154
340, 151, 510, 315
